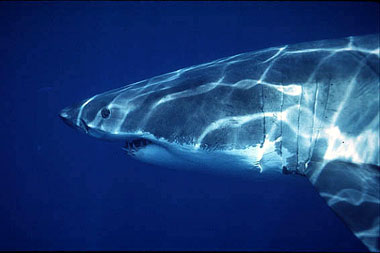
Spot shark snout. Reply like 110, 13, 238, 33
59, 105, 92, 135
59, 109, 69, 121
59, 106, 79, 129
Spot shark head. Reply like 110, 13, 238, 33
59, 61, 285, 173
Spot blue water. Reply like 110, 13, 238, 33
0, 1, 378, 251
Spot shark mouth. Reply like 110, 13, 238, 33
123, 138, 153, 156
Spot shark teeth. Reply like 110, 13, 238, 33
123, 138, 152, 156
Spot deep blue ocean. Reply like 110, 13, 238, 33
0, 1, 378, 251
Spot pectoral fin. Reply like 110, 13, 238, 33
305, 160, 379, 252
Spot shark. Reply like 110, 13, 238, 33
60, 34, 379, 251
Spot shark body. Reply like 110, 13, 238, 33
60, 34, 379, 251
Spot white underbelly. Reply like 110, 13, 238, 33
131, 141, 284, 175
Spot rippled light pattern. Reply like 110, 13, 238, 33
61, 34, 379, 251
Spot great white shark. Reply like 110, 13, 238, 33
60, 34, 379, 251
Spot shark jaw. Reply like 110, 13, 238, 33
117, 133, 284, 175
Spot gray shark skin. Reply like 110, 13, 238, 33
60, 34, 379, 251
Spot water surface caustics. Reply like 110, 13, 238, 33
62, 34, 379, 251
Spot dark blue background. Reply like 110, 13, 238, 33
0, 1, 378, 251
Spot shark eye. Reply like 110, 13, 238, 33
101, 108, 111, 119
